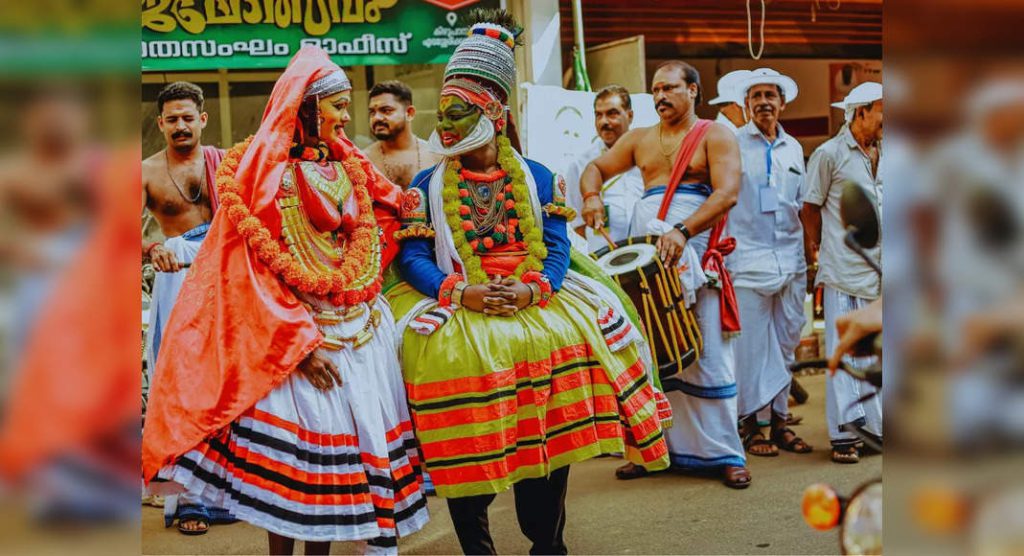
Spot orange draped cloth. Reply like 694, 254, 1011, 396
0, 147, 141, 481
142, 47, 401, 482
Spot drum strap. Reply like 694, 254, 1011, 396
657, 119, 741, 333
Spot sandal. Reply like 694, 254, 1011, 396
743, 431, 779, 457
207, 506, 239, 525
831, 445, 860, 464
141, 494, 165, 508
173, 504, 211, 536
771, 427, 812, 454
723, 465, 752, 489
614, 462, 649, 480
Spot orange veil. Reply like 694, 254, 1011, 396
142, 47, 401, 481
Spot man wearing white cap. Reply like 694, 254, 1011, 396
800, 81, 883, 464
728, 68, 814, 458
564, 84, 646, 253
709, 70, 752, 134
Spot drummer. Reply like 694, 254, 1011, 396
579, 60, 750, 489
564, 85, 645, 253
727, 68, 813, 458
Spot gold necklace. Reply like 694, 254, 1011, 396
657, 118, 697, 166
164, 149, 205, 204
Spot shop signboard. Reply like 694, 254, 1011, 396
142, 0, 500, 71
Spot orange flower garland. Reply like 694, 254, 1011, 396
216, 136, 383, 306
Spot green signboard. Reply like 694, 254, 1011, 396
141, 0, 501, 71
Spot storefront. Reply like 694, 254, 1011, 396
141, 0, 506, 155
556, 0, 883, 155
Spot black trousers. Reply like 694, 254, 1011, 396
446, 466, 570, 555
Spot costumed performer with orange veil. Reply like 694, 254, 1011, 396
141, 47, 428, 555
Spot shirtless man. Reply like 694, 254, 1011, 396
142, 81, 215, 272
364, 80, 440, 188
141, 81, 233, 534
579, 61, 750, 489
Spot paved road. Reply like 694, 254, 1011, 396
142, 374, 881, 555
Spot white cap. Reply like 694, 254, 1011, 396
965, 79, 1024, 123
831, 81, 883, 110
708, 69, 753, 106
739, 67, 799, 103
832, 81, 882, 123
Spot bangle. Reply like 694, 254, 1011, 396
452, 281, 468, 307
144, 242, 161, 257
582, 190, 601, 202
521, 271, 553, 308
527, 282, 542, 306
438, 274, 465, 308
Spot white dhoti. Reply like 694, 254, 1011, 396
823, 286, 883, 446
629, 188, 745, 470
142, 223, 229, 521
144, 223, 210, 382
733, 271, 806, 419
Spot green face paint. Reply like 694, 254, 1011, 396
436, 95, 482, 148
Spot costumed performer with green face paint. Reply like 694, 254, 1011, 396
384, 10, 670, 555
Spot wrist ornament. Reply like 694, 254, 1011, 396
521, 271, 553, 308
672, 222, 692, 240
452, 281, 469, 307
438, 274, 465, 308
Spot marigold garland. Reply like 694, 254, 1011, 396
441, 135, 547, 285
216, 136, 383, 305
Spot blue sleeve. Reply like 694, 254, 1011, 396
397, 169, 448, 299
528, 160, 570, 292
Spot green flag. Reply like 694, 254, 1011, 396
572, 46, 592, 92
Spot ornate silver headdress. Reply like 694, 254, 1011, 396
443, 23, 517, 100
303, 70, 352, 100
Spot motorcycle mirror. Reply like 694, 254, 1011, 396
839, 181, 880, 249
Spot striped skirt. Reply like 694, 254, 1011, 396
156, 296, 429, 544
387, 277, 670, 499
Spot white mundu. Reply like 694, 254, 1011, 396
727, 119, 807, 421
563, 141, 645, 253
629, 190, 746, 472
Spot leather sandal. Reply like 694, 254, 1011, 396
831, 445, 860, 464
614, 462, 649, 480
743, 431, 779, 457
771, 427, 812, 454
723, 465, 751, 489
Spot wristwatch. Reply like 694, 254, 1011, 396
673, 222, 692, 240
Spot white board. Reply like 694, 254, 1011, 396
520, 83, 659, 176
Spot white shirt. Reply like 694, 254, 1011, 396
802, 125, 883, 300
715, 112, 742, 135
563, 141, 645, 253
726, 121, 807, 289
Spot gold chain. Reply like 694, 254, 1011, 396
657, 119, 697, 166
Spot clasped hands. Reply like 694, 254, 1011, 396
461, 275, 533, 316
